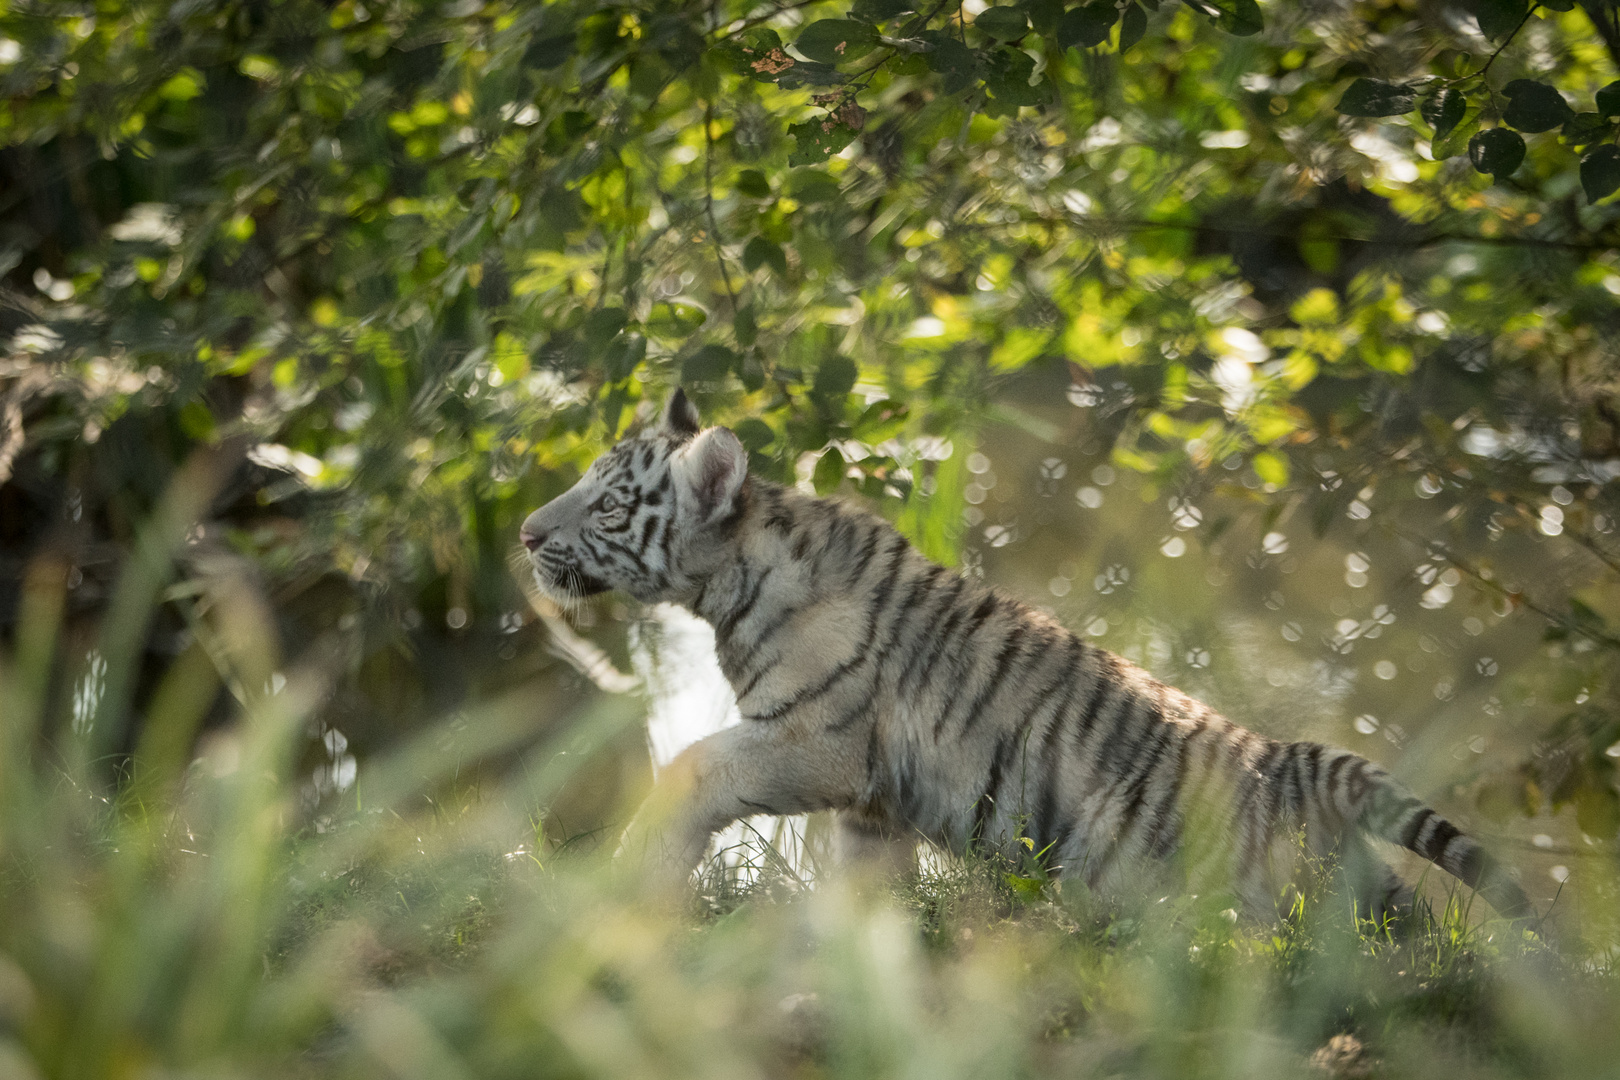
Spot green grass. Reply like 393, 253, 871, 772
2, 582, 1618, 1080
3, 744, 1617, 1080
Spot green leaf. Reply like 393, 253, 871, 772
1596, 80, 1620, 119
648, 14, 704, 71
1420, 88, 1466, 142
1561, 112, 1611, 147
918, 31, 980, 93
1004, 873, 1046, 902
1575, 785, 1620, 842
794, 19, 880, 65
814, 354, 859, 398
775, 62, 848, 89
738, 348, 766, 392
735, 169, 771, 198
1056, 3, 1117, 49
788, 116, 857, 165
1470, 0, 1525, 41
713, 27, 787, 80
1252, 450, 1289, 487
1468, 127, 1525, 178
681, 344, 737, 383
734, 306, 758, 347
1502, 79, 1574, 133
582, 307, 627, 347
1431, 109, 1481, 159
1336, 79, 1416, 118
734, 418, 776, 451
603, 333, 646, 381
1538, 0, 1574, 8
984, 47, 1041, 107
1118, 3, 1147, 51
1581, 144, 1620, 203
788, 168, 842, 203
1206, 0, 1263, 36
523, 32, 576, 69
812, 445, 846, 494
647, 301, 708, 338
1026, 0, 1065, 33
974, 6, 1029, 40
853, 399, 909, 442
742, 237, 788, 276
850, 0, 911, 21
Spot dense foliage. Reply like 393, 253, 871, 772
1, 0, 1620, 1072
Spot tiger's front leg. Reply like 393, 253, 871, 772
617, 719, 861, 891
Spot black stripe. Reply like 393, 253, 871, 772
939, 623, 1027, 741
717, 566, 770, 638
747, 648, 869, 720
973, 734, 1013, 844
759, 538, 911, 723
1144, 725, 1198, 860
1323, 752, 1354, 820
1088, 732, 1175, 882
1302, 743, 1324, 805
845, 522, 884, 586
894, 576, 969, 695
1344, 758, 1373, 808
1235, 740, 1283, 883
654, 512, 674, 564
1007, 636, 1084, 813
1424, 820, 1461, 864
1398, 806, 1436, 850
859, 536, 911, 646
826, 696, 874, 733
914, 592, 998, 695
1069, 659, 1118, 749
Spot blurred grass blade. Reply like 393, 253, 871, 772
85, 441, 245, 768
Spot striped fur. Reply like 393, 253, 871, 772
520, 391, 1531, 920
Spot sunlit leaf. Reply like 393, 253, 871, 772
812, 445, 846, 493
1420, 88, 1466, 142
647, 302, 708, 338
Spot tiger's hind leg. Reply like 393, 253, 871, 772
1338, 833, 1413, 932
832, 809, 916, 881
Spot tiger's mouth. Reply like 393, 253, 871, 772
532, 558, 611, 599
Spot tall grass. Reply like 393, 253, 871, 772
2, 487, 1619, 1079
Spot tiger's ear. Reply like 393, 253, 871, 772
672, 426, 747, 527
656, 387, 701, 439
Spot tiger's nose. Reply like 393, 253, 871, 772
520, 509, 549, 551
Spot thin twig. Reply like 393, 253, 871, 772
709, 0, 824, 43
702, 99, 739, 315
1387, 524, 1620, 650
1475, 8, 1535, 83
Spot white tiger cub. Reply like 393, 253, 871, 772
520, 390, 1531, 920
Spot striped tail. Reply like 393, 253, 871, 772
1348, 759, 1533, 920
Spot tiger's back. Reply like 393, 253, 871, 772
521, 391, 1530, 920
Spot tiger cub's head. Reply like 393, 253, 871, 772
519, 389, 748, 604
